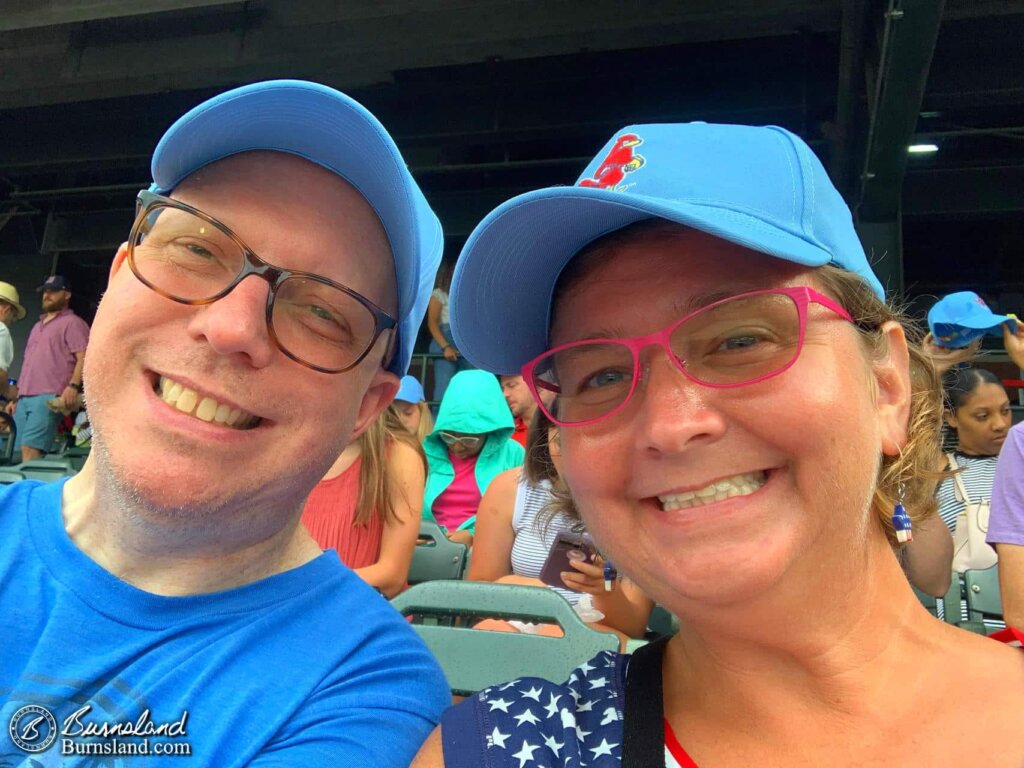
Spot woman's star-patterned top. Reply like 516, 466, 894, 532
440, 650, 681, 767
439, 628, 1024, 767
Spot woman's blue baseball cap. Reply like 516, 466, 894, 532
149, 79, 442, 376
395, 375, 425, 404
449, 122, 885, 375
927, 291, 1018, 348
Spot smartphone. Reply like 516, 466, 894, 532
539, 531, 599, 588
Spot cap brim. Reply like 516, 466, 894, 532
451, 186, 851, 374
946, 313, 1015, 331
150, 80, 441, 375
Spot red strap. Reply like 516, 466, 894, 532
664, 720, 699, 768
988, 626, 1024, 648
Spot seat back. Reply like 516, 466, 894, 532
912, 574, 962, 625
63, 446, 91, 472
14, 458, 75, 482
0, 469, 25, 484
0, 411, 16, 466
963, 565, 1002, 623
408, 520, 468, 584
392, 580, 620, 696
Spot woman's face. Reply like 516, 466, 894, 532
549, 229, 910, 612
948, 382, 1011, 456
395, 400, 421, 435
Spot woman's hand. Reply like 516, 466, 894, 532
921, 332, 980, 373
443, 345, 459, 362
1003, 321, 1024, 370
560, 554, 615, 595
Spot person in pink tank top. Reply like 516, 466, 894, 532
303, 407, 427, 597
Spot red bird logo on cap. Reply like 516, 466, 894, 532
578, 134, 645, 190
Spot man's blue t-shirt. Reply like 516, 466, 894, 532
0, 480, 449, 766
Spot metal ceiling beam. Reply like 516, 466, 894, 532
0, 1, 241, 33
856, 0, 946, 221
848, 0, 945, 295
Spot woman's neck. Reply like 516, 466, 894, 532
322, 442, 362, 480
661, 534, 938, 731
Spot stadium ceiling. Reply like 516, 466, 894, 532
1, 0, 1022, 297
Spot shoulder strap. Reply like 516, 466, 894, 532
946, 452, 973, 505
623, 636, 670, 768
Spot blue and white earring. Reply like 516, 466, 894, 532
892, 478, 913, 544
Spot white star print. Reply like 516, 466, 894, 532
488, 726, 510, 749
575, 725, 592, 742
514, 708, 541, 727
576, 699, 595, 713
488, 697, 513, 713
560, 709, 576, 729
589, 738, 619, 758
542, 733, 564, 757
512, 740, 540, 767
588, 676, 608, 690
543, 692, 562, 719
522, 686, 543, 702
577, 660, 595, 675
600, 707, 619, 725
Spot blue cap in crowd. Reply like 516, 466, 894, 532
38, 275, 71, 292
927, 291, 1017, 348
449, 122, 884, 374
149, 80, 443, 376
395, 375, 425, 404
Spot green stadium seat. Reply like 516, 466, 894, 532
409, 520, 468, 584
392, 580, 620, 696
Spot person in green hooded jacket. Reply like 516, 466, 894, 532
423, 370, 525, 544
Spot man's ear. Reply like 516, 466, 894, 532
350, 368, 400, 440
108, 243, 130, 285
874, 320, 913, 457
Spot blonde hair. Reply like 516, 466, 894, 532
355, 405, 428, 527
548, 220, 945, 548
411, 401, 434, 444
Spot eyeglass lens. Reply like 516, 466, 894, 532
533, 292, 803, 424
130, 203, 379, 371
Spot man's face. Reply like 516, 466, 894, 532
41, 289, 70, 313
500, 374, 535, 421
83, 151, 399, 525
0, 302, 14, 325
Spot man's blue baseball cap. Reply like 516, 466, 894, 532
449, 122, 885, 374
395, 375, 425, 404
927, 291, 1017, 348
149, 79, 442, 376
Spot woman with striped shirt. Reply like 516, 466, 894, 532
468, 408, 653, 641
937, 367, 1012, 535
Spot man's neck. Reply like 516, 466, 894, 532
61, 456, 323, 597
42, 308, 64, 323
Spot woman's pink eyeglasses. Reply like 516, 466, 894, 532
522, 286, 853, 427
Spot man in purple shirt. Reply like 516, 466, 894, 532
7, 275, 90, 461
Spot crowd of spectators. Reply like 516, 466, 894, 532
2, 77, 1023, 766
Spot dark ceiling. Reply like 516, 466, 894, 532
1, 0, 1022, 325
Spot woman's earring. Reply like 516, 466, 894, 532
892, 477, 913, 544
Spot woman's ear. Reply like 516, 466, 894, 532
873, 321, 913, 457
944, 409, 958, 431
